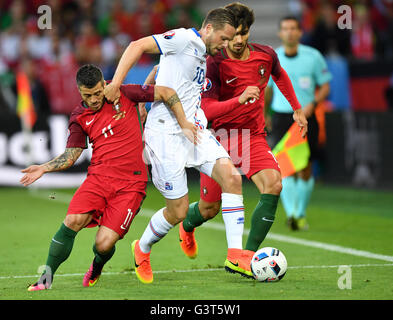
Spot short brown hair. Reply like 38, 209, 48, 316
279, 16, 301, 30
225, 2, 255, 31
202, 7, 237, 30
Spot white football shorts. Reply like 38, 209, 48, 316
144, 128, 230, 199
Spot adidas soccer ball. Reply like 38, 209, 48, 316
251, 247, 287, 282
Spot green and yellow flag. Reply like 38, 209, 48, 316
16, 71, 37, 129
272, 122, 310, 178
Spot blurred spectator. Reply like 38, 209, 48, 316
351, 4, 375, 60
310, 1, 351, 57
370, 0, 393, 59
100, 21, 130, 79
37, 30, 81, 114
166, 0, 204, 29
0, 0, 26, 31
75, 19, 102, 65
129, 0, 166, 39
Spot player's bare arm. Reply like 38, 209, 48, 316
104, 37, 160, 103
20, 148, 83, 186
155, 86, 198, 144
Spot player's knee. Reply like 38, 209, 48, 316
221, 172, 242, 193
165, 201, 189, 224
95, 238, 115, 254
266, 178, 282, 195
64, 214, 90, 232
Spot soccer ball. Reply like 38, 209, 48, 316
251, 247, 287, 282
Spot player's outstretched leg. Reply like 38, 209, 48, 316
224, 248, 254, 279
179, 202, 205, 259
179, 221, 198, 259
132, 240, 153, 284
27, 222, 77, 291
83, 244, 115, 287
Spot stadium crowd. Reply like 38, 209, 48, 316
296, 0, 393, 61
0, 0, 392, 116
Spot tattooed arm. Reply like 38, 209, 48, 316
153, 86, 198, 144
20, 148, 83, 186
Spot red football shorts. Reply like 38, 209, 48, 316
67, 174, 146, 238
200, 133, 280, 203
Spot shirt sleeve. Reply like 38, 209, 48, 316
313, 51, 332, 86
152, 28, 189, 56
272, 67, 302, 111
66, 111, 88, 149
120, 84, 155, 103
265, 45, 281, 78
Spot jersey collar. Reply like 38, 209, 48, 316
191, 28, 201, 38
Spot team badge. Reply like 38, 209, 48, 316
258, 64, 267, 84
163, 30, 175, 39
165, 182, 173, 190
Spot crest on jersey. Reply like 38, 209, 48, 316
163, 30, 175, 39
258, 64, 267, 84
202, 78, 212, 92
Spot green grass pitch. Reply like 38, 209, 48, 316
0, 180, 392, 300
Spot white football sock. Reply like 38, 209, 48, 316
139, 207, 173, 253
221, 193, 245, 249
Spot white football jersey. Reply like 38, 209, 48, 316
145, 28, 208, 134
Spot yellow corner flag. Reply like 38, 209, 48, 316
272, 122, 310, 178
16, 71, 37, 130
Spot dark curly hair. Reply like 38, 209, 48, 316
224, 2, 255, 32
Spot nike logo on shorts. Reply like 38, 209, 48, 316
262, 217, 274, 222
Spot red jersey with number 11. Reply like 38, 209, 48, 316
66, 84, 154, 182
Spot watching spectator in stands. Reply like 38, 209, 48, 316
370, 0, 393, 59
310, 1, 351, 57
75, 19, 102, 65
100, 20, 131, 79
166, 0, 204, 29
351, 4, 375, 60
38, 30, 80, 115
130, 0, 166, 39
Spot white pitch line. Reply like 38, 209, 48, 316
1, 264, 392, 280
30, 191, 393, 262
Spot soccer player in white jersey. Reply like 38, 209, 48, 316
104, 8, 259, 283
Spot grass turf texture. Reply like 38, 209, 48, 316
0, 181, 392, 300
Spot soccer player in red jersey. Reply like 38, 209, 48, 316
179, 3, 308, 277
20, 64, 194, 291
